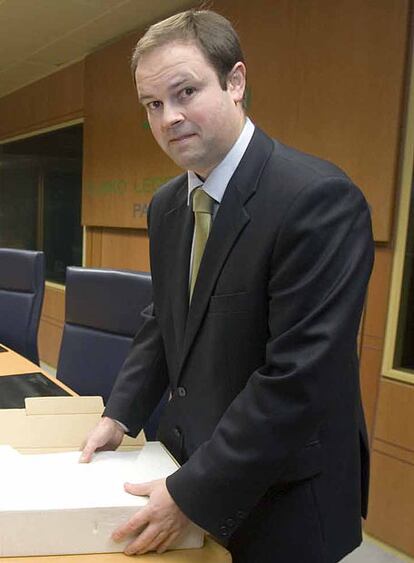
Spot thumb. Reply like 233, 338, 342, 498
124, 481, 153, 496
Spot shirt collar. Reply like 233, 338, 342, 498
187, 117, 255, 205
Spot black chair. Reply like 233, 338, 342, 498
56, 266, 167, 439
0, 248, 45, 364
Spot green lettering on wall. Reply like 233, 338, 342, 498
133, 176, 174, 194
133, 202, 149, 218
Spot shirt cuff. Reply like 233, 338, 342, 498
113, 419, 129, 433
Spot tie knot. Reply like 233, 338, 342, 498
192, 188, 214, 214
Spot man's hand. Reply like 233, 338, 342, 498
79, 417, 125, 463
112, 478, 190, 555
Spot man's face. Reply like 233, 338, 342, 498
135, 41, 246, 178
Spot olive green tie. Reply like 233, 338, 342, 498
190, 187, 214, 301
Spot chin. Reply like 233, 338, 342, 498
171, 154, 201, 172
166, 146, 213, 174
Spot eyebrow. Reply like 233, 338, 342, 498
138, 93, 153, 103
138, 75, 195, 103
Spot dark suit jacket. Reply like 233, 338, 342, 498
104, 127, 374, 562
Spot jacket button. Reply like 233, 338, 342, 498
219, 525, 228, 537
173, 427, 181, 437
226, 518, 236, 528
236, 510, 246, 519
177, 387, 187, 397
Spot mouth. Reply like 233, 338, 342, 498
169, 133, 196, 144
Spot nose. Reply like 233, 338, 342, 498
161, 102, 184, 130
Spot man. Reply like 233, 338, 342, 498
81, 9, 374, 562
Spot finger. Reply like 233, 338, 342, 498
156, 530, 180, 554
112, 509, 149, 541
124, 523, 165, 555
141, 528, 170, 554
79, 444, 95, 463
124, 481, 153, 496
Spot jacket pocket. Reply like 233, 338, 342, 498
279, 439, 323, 484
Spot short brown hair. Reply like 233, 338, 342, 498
131, 9, 246, 104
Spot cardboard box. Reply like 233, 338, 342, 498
0, 395, 144, 454
0, 397, 204, 557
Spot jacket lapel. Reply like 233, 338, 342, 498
161, 181, 194, 361
178, 127, 275, 377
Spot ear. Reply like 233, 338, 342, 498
227, 62, 247, 105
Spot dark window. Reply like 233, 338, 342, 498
0, 125, 82, 283
394, 181, 414, 373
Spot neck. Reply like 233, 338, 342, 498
195, 114, 247, 178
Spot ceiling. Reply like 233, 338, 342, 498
0, 0, 194, 99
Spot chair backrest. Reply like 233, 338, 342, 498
57, 266, 153, 405
0, 248, 45, 364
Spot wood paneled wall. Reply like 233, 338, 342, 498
214, 0, 410, 242
85, 227, 150, 272
82, 34, 181, 229
0, 61, 84, 141
366, 379, 414, 557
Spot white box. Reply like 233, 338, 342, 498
0, 442, 204, 557
0, 397, 204, 557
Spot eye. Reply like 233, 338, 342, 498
179, 87, 196, 100
147, 100, 162, 111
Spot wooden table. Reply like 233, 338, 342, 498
0, 540, 230, 563
0, 344, 73, 394
0, 345, 231, 562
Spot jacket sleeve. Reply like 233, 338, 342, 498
103, 301, 169, 436
166, 176, 374, 537
103, 200, 169, 436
